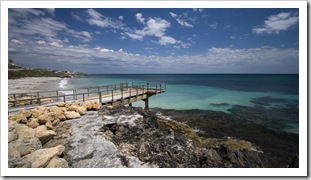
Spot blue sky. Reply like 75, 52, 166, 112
8, 8, 299, 74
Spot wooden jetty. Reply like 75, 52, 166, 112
8, 82, 166, 113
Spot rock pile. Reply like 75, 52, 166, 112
99, 106, 269, 168
8, 101, 100, 168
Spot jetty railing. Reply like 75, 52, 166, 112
8, 82, 166, 107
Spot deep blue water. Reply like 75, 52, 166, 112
62, 74, 299, 134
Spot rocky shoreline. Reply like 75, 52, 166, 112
8, 103, 298, 168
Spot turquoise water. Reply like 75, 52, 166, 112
63, 74, 299, 134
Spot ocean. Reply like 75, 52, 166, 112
60, 74, 299, 134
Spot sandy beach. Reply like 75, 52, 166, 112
8, 77, 63, 95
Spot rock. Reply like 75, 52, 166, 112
41, 98, 53, 103
35, 129, 57, 145
35, 125, 56, 145
8, 114, 16, 121
34, 125, 47, 132
17, 109, 32, 119
288, 154, 299, 168
46, 158, 69, 168
15, 124, 35, 138
91, 101, 100, 110
8, 149, 21, 168
31, 109, 41, 118
64, 111, 81, 119
77, 106, 87, 115
83, 101, 92, 110
36, 105, 47, 113
37, 112, 58, 125
49, 106, 66, 121
8, 125, 18, 143
45, 120, 53, 130
27, 118, 40, 129
57, 102, 66, 107
99, 106, 268, 168
17, 145, 65, 168
9, 137, 42, 157
11, 113, 28, 124
67, 104, 79, 111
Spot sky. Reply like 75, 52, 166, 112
8, 8, 299, 74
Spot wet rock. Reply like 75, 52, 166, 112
99, 106, 267, 168
288, 154, 299, 168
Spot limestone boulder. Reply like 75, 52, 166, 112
67, 104, 79, 111
17, 145, 65, 168
45, 120, 53, 130
83, 101, 92, 110
46, 157, 69, 168
35, 129, 57, 145
37, 112, 58, 124
8, 148, 21, 168
64, 111, 81, 119
27, 118, 40, 129
41, 98, 53, 103
56, 102, 66, 107
31, 109, 41, 118
10, 113, 28, 124
8, 125, 18, 143
49, 106, 66, 121
15, 124, 35, 138
9, 137, 42, 157
77, 106, 87, 115
17, 109, 32, 119
8, 114, 16, 121
91, 101, 100, 110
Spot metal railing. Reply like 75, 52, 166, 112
8, 82, 166, 107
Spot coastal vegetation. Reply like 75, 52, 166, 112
8, 59, 85, 79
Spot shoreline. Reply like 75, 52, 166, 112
8, 77, 64, 95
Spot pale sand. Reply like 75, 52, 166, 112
8, 77, 63, 95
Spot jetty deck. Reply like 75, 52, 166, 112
8, 82, 166, 113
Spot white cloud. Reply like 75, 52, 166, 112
135, 13, 145, 24
86, 9, 124, 30
209, 23, 218, 29
11, 39, 25, 45
94, 47, 114, 53
10, 8, 45, 17
159, 36, 177, 45
252, 12, 298, 34
36, 40, 46, 45
192, 8, 204, 13
136, 17, 171, 37
81, 31, 92, 40
169, 12, 194, 28
46, 8, 55, 15
119, 16, 124, 20
123, 32, 143, 40
118, 48, 124, 53
230, 36, 236, 39
87, 9, 102, 20
49, 41, 63, 48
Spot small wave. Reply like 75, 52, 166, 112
59, 79, 68, 89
